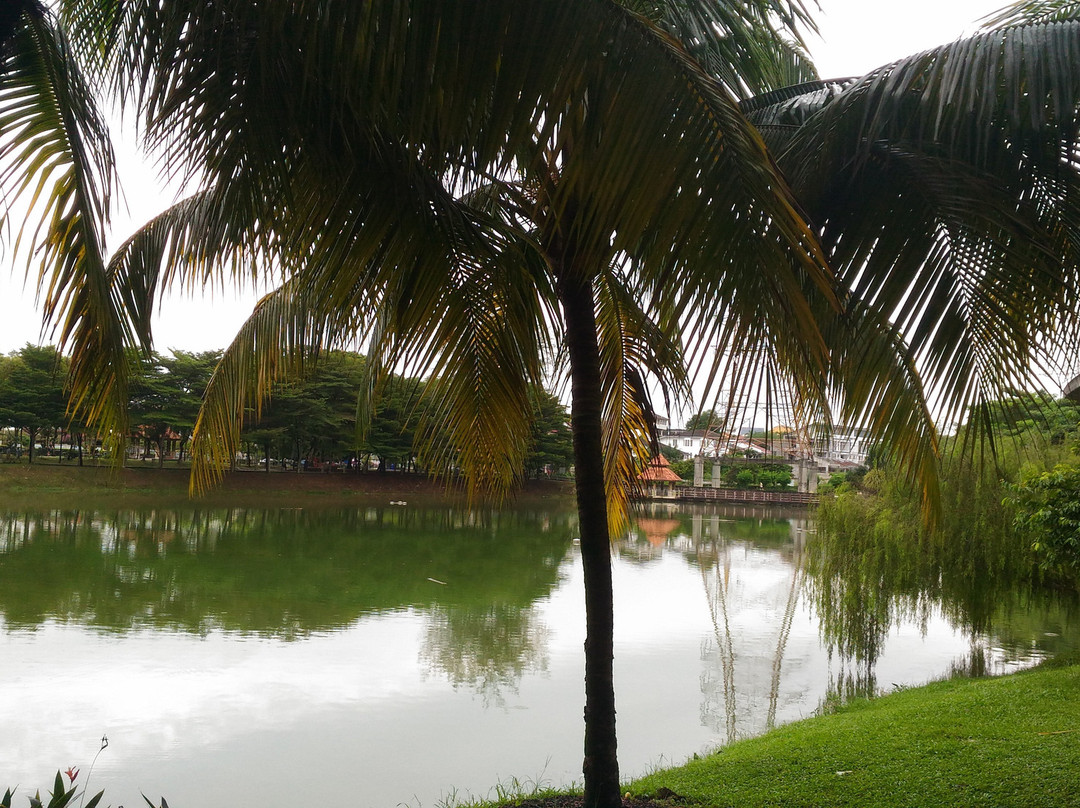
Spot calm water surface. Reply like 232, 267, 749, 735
1, 503, 1076, 807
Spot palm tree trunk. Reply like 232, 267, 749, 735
558, 272, 621, 808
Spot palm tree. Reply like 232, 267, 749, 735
36, 4, 895, 805
741, 16, 1080, 460
8, 2, 1078, 807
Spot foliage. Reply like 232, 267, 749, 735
360, 373, 424, 472
0, 345, 574, 477
523, 388, 573, 479
658, 443, 684, 463
1006, 463, 1080, 574
668, 458, 793, 487
2, 770, 103, 808
744, 19, 1080, 513
684, 409, 720, 431
0, 346, 69, 463
815, 391, 1080, 589
670, 459, 695, 480
129, 351, 222, 463
810, 397, 1080, 671
9, 2, 1080, 805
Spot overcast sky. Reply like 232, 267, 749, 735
0, 0, 1009, 355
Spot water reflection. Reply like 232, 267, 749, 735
421, 604, 551, 706
804, 500, 1080, 697
623, 500, 1079, 736
2, 502, 1079, 807
0, 506, 570, 641
622, 505, 819, 743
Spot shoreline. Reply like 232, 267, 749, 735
0, 462, 575, 509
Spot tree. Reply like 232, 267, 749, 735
0, 1, 128, 451
127, 352, 173, 463
523, 388, 574, 479
8, 3, 1080, 806
0, 346, 68, 463
684, 409, 720, 431
360, 374, 423, 473
55, 6, 847, 805
158, 350, 221, 462
126, 350, 220, 464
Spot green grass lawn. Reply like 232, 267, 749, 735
627, 662, 1080, 807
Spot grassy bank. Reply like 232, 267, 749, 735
0, 462, 574, 510
616, 662, 1080, 808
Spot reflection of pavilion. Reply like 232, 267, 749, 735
634, 517, 681, 546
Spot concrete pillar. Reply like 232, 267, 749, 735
694, 455, 704, 487
711, 461, 723, 488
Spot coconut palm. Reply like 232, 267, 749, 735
36, 4, 909, 805
741, 15, 1080, 460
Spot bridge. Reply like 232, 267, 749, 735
672, 486, 817, 506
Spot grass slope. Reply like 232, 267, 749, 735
628, 664, 1080, 807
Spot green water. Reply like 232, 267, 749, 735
0, 502, 1075, 807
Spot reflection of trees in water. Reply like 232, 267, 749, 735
805, 506, 1080, 684
0, 507, 573, 643
419, 603, 550, 706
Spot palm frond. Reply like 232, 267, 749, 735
106, 183, 271, 348
595, 267, 690, 529
405, 245, 554, 503
189, 280, 360, 493
648, 0, 820, 98
0, 2, 127, 445
747, 22, 1080, 479
982, 0, 1080, 27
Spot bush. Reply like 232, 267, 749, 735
1005, 463, 1080, 574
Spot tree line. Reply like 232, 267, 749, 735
0, 344, 573, 478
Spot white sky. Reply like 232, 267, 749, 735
0, 0, 1008, 355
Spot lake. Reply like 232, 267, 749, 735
1, 501, 1076, 807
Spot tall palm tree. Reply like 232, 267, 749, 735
13, 2, 1076, 806
41, 3, 906, 805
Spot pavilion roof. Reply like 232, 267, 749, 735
638, 455, 682, 482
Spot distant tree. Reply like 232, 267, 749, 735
659, 443, 684, 463
158, 351, 221, 462
524, 388, 573, 479
0, 346, 68, 463
362, 376, 422, 472
241, 351, 369, 470
669, 459, 695, 480
685, 410, 720, 431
